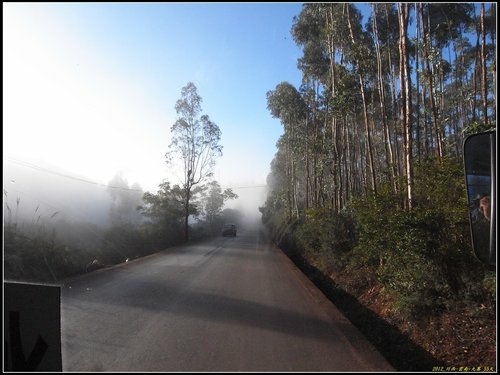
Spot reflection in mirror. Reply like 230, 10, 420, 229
463, 131, 496, 267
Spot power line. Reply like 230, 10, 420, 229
3, 186, 107, 238
5, 157, 269, 192
5, 157, 144, 192
223, 185, 268, 190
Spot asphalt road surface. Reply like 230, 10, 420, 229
61, 227, 394, 371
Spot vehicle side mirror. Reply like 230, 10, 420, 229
463, 130, 496, 268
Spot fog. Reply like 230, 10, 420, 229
3, 3, 294, 285
3, 157, 267, 244
4, 158, 112, 227
223, 185, 268, 228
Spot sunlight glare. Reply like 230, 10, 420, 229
4, 4, 172, 192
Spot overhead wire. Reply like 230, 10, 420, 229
5, 157, 269, 191
5, 157, 144, 192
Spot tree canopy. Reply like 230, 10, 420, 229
166, 82, 223, 241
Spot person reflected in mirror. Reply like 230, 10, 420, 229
470, 194, 491, 262
479, 195, 491, 222
471, 194, 491, 223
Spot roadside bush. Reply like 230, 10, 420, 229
4, 223, 90, 282
261, 159, 493, 322
412, 160, 487, 303
349, 160, 488, 319
140, 219, 184, 252
100, 223, 155, 264
375, 211, 451, 318
481, 271, 496, 303
295, 208, 356, 274
348, 186, 402, 268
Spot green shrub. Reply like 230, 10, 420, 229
348, 160, 488, 319
375, 211, 451, 318
294, 208, 356, 273
4, 223, 90, 282
482, 272, 496, 302
100, 223, 158, 264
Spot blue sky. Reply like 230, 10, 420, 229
4, 2, 306, 194
5, 3, 487, 194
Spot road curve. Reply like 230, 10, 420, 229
61, 227, 394, 371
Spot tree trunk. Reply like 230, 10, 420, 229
346, 4, 377, 196
399, 3, 413, 210
184, 187, 191, 242
373, 4, 397, 194
480, 3, 488, 126
420, 4, 443, 162
415, 3, 421, 163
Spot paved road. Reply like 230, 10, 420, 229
61, 227, 394, 371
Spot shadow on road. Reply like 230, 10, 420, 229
64, 274, 353, 346
280, 248, 447, 371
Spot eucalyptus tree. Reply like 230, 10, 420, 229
140, 182, 186, 247
480, 3, 488, 126
455, 2, 496, 135
106, 172, 144, 225
418, 3, 476, 161
345, 3, 377, 196
267, 82, 307, 219
166, 82, 222, 241
260, 142, 293, 239
398, 2, 414, 210
368, 3, 398, 193
379, 4, 404, 176
292, 4, 328, 212
201, 181, 238, 235
292, 3, 362, 212
484, 4, 496, 119
292, 6, 330, 212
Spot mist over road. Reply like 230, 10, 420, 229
61, 227, 393, 371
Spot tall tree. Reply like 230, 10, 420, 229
166, 82, 222, 241
398, 3, 414, 210
371, 3, 397, 192
140, 182, 186, 247
346, 3, 377, 196
267, 82, 307, 220
107, 172, 144, 225
480, 3, 488, 126
201, 181, 238, 234
419, 4, 443, 162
